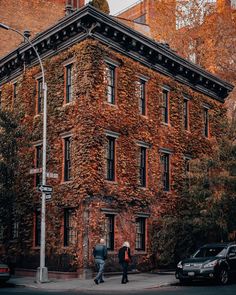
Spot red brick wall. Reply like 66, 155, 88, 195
0, 0, 85, 58
118, 1, 146, 21
0, 39, 226, 272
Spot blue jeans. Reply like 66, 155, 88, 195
95, 259, 105, 282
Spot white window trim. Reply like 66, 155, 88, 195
136, 140, 151, 148
105, 130, 120, 138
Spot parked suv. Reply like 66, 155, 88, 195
176, 243, 236, 285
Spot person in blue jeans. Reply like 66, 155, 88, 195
93, 238, 108, 285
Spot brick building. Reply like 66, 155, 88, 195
0, 4, 233, 276
0, 0, 85, 58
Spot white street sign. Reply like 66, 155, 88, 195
30, 168, 42, 174
37, 185, 53, 193
30, 169, 58, 179
46, 172, 58, 179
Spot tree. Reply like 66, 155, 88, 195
152, 114, 236, 267
89, 0, 110, 14
148, 1, 236, 118
0, 111, 23, 245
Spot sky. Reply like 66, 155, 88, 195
85, 0, 139, 15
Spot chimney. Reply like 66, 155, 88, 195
65, 0, 85, 15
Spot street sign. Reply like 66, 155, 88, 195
30, 168, 42, 174
45, 194, 51, 201
46, 172, 58, 179
30, 169, 58, 179
37, 185, 53, 193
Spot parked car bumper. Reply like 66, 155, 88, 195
175, 268, 216, 281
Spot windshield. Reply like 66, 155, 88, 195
193, 246, 226, 258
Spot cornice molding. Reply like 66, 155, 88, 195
0, 4, 234, 102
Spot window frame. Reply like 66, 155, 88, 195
104, 214, 115, 251
160, 152, 170, 192
36, 77, 43, 114
64, 208, 76, 247
183, 97, 190, 131
135, 217, 146, 251
139, 146, 147, 187
162, 87, 170, 124
138, 78, 147, 116
203, 107, 209, 138
106, 136, 116, 181
64, 136, 72, 182
65, 63, 73, 104
106, 63, 116, 105
35, 144, 42, 187
13, 81, 17, 100
12, 220, 19, 240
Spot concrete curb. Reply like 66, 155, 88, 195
9, 273, 178, 292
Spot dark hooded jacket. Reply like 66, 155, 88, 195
118, 246, 131, 264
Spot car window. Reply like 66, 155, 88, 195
193, 247, 226, 258
228, 246, 236, 254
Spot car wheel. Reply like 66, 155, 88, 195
217, 268, 229, 285
179, 279, 189, 285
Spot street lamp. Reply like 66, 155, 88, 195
0, 23, 48, 283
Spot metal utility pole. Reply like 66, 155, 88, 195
0, 23, 48, 283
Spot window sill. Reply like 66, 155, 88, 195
60, 180, 73, 185
105, 180, 118, 185
161, 122, 171, 127
104, 101, 118, 108
134, 251, 147, 255
34, 114, 42, 119
138, 186, 148, 190
140, 114, 148, 119
63, 100, 75, 107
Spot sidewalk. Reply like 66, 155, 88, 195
9, 272, 178, 291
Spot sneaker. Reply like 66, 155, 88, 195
94, 279, 99, 285
100, 280, 105, 283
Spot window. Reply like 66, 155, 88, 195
13, 82, 17, 100
183, 98, 189, 130
184, 158, 190, 174
64, 137, 71, 181
139, 147, 147, 187
12, 220, 19, 239
104, 214, 114, 250
35, 208, 41, 247
161, 153, 170, 191
0, 225, 4, 241
35, 145, 42, 187
65, 64, 72, 103
106, 64, 116, 104
37, 78, 43, 114
106, 136, 115, 181
203, 108, 209, 137
139, 79, 146, 115
135, 217, 145, 251
64, 209, 76, 246
162, 88, 169, 124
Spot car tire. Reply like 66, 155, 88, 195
217, 268, 229, 285
179, 279, 189, 285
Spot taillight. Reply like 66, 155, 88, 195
0, 268, 9, 273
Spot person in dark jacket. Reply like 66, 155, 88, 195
118, 241, 132, 284
93, 238, 108, 285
